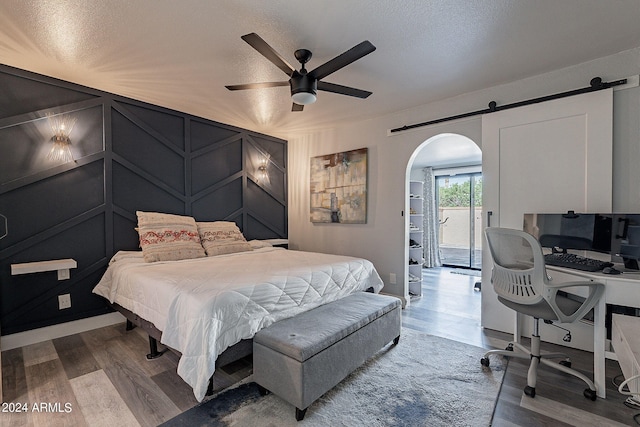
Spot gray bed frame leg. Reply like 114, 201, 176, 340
296, 407, 307, 421
125, 319, 135, 331
206, 376, 214, 396
146, 336, 167, 360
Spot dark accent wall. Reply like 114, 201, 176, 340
0, 64, 287, 335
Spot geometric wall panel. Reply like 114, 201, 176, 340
246, 215, 283, 240
112, 109, 185, 193
191, 120, 241, 151
0, 120, 48, 185
113, 212, 142, 252
192, 177, 243, 221
0, 161, 105, 248
192, 139, 243, 194
4, 214, 105, 311
0, 105, 104, 186
112, 162, 185, 215
251, 134, 287, 168
246, 180, 287, 237
0, 68, 97, 118
115, 101, 185, 151
2, 214, 107, 332
0, 64, 287, 335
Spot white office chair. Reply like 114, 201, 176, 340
481, 227, 604, 400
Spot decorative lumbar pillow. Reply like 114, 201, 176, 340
136, 211, 206, 262
197, 221, 252, 256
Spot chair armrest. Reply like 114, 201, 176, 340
546, 280, 601, 290
545, 280, 605, 323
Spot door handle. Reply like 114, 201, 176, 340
487, 211, 493, 228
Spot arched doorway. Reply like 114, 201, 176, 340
405, 133, 482, 297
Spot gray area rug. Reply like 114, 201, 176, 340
161, 329, 506, 427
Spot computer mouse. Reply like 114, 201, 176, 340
602, 267, 622, 275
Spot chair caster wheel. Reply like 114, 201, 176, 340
480, 357, 490, 367
584, 388, 597, 401
559, 360, 571, 368
524, 386, 536, 398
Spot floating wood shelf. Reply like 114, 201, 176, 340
11, 259, 77, 280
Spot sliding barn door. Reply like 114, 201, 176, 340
481, 89, 613, 333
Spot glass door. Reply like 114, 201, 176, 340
436, 173, 482, 269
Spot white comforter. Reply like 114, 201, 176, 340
92, 247, 383, 401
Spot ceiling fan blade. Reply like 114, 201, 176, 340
241, 33, 295, 76
309, 41, 376, 81
225, 81, 289, 91
292, 103, 304, 112
317, 81, 372, 98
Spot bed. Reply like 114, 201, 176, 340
93, 245, 384, 401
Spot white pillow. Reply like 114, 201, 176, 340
197, 221, 252, 256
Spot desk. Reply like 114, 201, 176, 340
536, 265, 640, 399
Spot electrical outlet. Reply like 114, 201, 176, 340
389, 273, 397, 284
58, 293, 71, 310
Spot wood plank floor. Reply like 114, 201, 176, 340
1, 267, 638, 426
1, 324, 252, 426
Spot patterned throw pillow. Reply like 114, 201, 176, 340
136, 211, 206, 262
197, 221, 252, 256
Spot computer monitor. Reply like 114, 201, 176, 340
523, 212, 640, 270
611, 214, 640, 269
523, 212, 612, 255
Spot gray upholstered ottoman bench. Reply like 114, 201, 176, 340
253, 292, 402, 421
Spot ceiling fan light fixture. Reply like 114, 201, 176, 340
226, 33, 375, 111
290, 72, 317, 105
291, 91, 317, 105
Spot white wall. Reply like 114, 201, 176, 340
285, 46, 640, 300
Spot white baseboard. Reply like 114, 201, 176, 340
1, 312, 127, 351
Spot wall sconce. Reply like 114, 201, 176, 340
257, 154, 270, 184
46, 113, 77, 162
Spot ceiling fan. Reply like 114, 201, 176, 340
225, 33, 376, 111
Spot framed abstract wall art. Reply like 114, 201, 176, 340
310, 147, 367, 223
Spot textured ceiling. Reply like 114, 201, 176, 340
1, 0, 640, 138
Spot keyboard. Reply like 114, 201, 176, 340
544, 253, 613, 272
